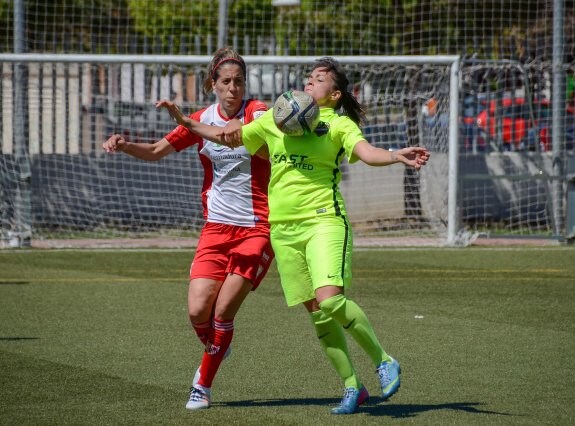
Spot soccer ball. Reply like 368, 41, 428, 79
273, 90, 320, 136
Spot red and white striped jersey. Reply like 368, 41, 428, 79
165, 99, 270, 227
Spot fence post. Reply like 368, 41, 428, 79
566, 157, 575, 241
11, 0, 32, 247
552, 0, 565, 237
218, 0, 228, 48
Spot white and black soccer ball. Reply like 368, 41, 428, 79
273, 90, 320, 136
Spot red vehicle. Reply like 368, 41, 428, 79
476, 97, 551, 151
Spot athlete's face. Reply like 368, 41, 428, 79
212, 63, 246, 118
304, 67, 341, 108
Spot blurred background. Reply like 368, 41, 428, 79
1, 0, 574, 247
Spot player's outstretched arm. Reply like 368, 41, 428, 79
353, 140, 430, 170
156, 99, 237, 147
102, 134, 174, 161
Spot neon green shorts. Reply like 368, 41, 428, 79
270, 215, 353, 306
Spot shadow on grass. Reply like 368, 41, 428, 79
216, 399, 513, 418
0, 337, 40, 341
0, 281, 29, 285
363, 402, 513, 418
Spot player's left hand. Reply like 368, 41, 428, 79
396, 147, 430, 170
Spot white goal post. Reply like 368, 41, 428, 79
0, 54, 461, 248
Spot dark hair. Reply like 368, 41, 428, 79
312, 57, 365, 125
203, 47, 247, 95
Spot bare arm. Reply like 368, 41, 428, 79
352, 140, 430, 170
102, 134, 175, 161
156, 100, 241, 147
255, 145, 270, 160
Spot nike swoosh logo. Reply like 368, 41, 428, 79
318, 333, 330, 339
343, 319, 355, 329
327, 274, 338, 279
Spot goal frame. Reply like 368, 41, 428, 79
0, 53, 461, 247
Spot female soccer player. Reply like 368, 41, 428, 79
157, 57, 430, 415
103, 47, 273, 410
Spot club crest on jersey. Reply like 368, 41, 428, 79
210, 144, 229, 152
314, 121, 329, 136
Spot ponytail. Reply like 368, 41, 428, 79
338, 90, 365, 126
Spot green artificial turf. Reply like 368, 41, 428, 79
1, 247, 574, 425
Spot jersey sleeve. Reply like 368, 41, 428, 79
164, 109, 204, 152
334, 115, 365, 164
244, 99, 268, 123
241, 109, 274, 155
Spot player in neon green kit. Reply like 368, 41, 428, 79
157, 57, 430, 415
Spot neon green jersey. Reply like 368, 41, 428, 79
242, 107, 364, 223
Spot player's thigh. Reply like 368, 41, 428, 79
190, 222, 233, 282
271, 222, 315, 306
213, 274, 254, 320
188, 278, 222, 321
306, 215, 353, 290
227, 231, 274, 290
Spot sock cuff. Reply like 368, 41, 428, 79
310, 309, 329, 323
213, 318, 234, 331
192, 320, 211, 329
319, 294, 346, 315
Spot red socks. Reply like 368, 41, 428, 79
197, 318, 234, 388
192, 320, 211, 346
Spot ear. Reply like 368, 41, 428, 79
330, 90, 342, 102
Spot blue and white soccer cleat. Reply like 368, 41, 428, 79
185, 385, 211, 410
376, 357, 401, 400
331, 385, 370, 415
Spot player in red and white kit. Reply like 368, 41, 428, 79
102, 47, 273, 410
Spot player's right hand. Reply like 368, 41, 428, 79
103, 134, 125, 153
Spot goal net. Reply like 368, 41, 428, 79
2, 1, 571, 248
0, 55, 463, 248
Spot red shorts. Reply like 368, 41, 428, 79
190, 222, 274, 290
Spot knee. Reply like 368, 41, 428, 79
188, 300, 212, 324
318, 294, 346, 316
212, 302, 234, 320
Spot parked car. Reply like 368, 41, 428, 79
476, 97, 575, 152
460, 94, 489, 152
420, 95, 489, 152
476, 97, 538, 150
422, 95, 575, 152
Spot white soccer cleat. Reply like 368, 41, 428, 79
185, 385, 211, 410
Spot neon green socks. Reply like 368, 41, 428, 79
311, 310, 360, 389
319, 294, 390, 366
